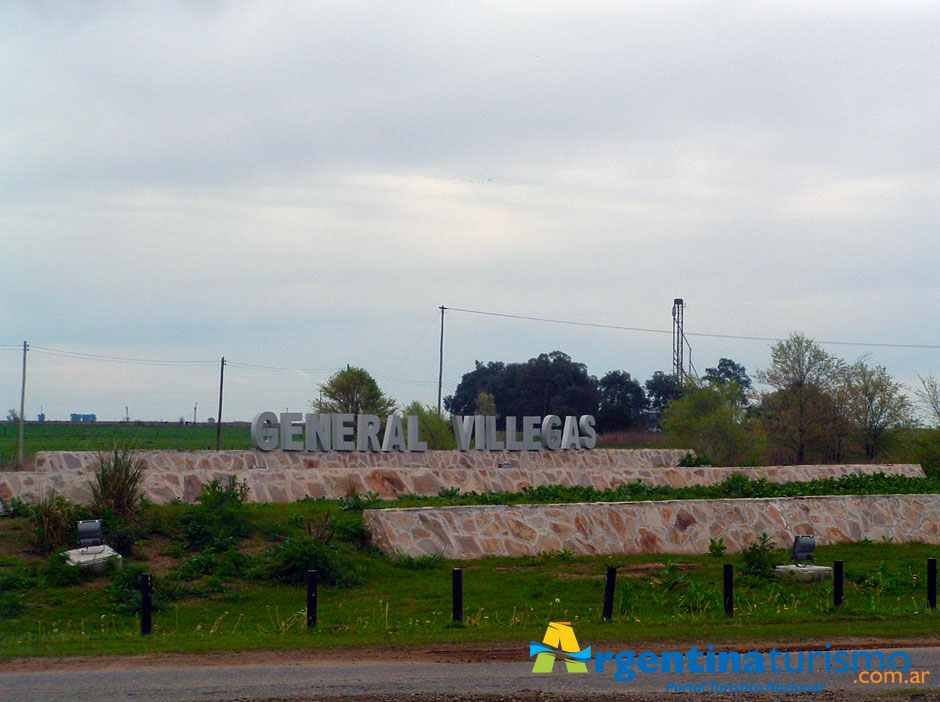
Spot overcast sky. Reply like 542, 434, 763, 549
2, 1, 939, 422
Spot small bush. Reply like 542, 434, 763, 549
0, 571, 34, 591
0, 497, 28, 518
90, 448, 146, 523
106, 564, 166, 614
42, 552, 86, 587
708, 537, 727, 558
29, 493, 75, 554
740, 533, 781, 580
183, 477, 252, 551
269, 536, 358, 587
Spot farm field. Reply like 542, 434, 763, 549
1, 482, 939, 658
0, 423, 255, 466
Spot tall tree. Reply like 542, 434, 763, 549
662, 380, 758, 466
704, 358, 751, 405
596, 371, 647, 432
312, 367, 396, 416
444, 351, 599, 420
645, 371, 681, 419
844, 361, 912, 458
756, 333, 844, 463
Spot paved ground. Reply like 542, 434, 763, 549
1, 646, 939, 702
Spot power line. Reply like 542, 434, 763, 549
446, 306, 940, 351
30, 346, 217, 366
225, 361, 341, 373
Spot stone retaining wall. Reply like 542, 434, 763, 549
363, 493, 940, 559
0, 449, 923, 504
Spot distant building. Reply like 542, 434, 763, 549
37, 412, 45, 423
69, 413, 97, 423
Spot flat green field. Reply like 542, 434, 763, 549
0, 423, 254, 465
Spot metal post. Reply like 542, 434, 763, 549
834, 560, 844, 607
723, 563, 733, 617
437, 306, 445, 414
18, 342, 27, 464
215, 357, 225, 450
928, 558, 937, 611
307, 569, 318, 628
602, 565, 617, 621
452, 567, 463, 623
140, 573, 152, 635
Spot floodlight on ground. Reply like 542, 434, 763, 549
791, 535, 816, 565
77, 519, 104, 550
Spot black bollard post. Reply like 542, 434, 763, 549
723, 564, 733, 617
834, 560, 844, 608
929, 558, 937, 611
307, 569, 318, 629
140, 573, 152, 636
452, 568, 463, 623
602, 566, 617, 621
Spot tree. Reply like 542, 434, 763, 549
596, 371, 647, 432
662, 380, 759, 466
756, 334, 845, 463
401, 401, 456, 449
475, 391, 497, 415
915, 375, 940, 425
844, 361, 912, 458
5, 409, 18, 423
444, 361, 506, 416
445, 351, 600, 420
312, 367, 396, 416
645, 371, 681, 419
704, 358, 751, 405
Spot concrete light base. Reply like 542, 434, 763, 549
775, 564, 832, 582
65, 545, 123, 573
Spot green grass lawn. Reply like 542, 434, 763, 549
1, 494, 939, 658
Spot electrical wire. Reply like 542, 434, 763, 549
445, 306, 940, 350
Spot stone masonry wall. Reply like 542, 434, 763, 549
0, 449, 923, 505
363, 493, 940, 559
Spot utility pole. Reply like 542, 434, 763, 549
18, 341, 27, 464
193, 402, 197, 425
216, 357, 225, 450
437, 305, 446, 414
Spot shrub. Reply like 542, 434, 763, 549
90, 448, 146, 523
29, 493, 74, 554
708, 537, 727, 558
269, 536, 358, 587
106, 564, 166, 614
0, 497, 28, 518
740, 533, 781, 580
42, 551, 92, 587
182, 477, 252, 551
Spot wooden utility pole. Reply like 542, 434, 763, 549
216, 357, 225, 450
437, 306, 445, 414
18, 341, 27, 464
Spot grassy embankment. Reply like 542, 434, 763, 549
1, 473, 939, 657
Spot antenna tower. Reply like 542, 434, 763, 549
672, 298, 685, 384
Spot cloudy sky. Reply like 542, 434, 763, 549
2, 1, 939, 422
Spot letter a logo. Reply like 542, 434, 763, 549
529, 622, 590, 673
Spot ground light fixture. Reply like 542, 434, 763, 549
791, 535, 816, 565
77, 519, 104, 551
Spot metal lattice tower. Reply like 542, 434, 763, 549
672, 298, 685, 384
